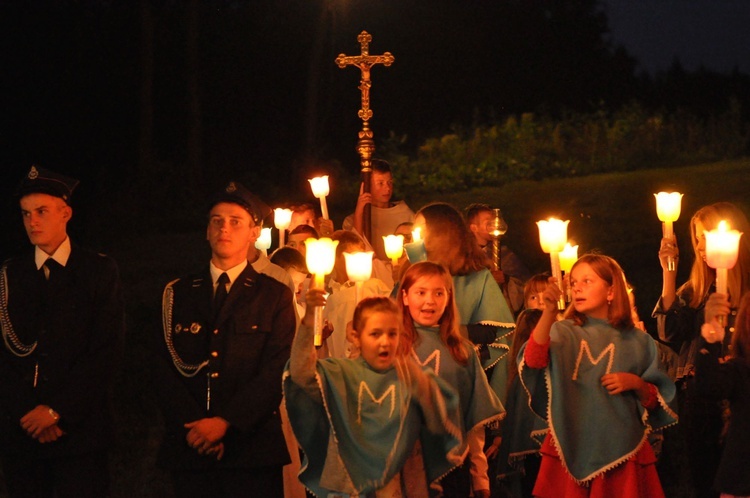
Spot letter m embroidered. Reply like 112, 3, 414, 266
358, 382, 396, 424
572, 340, 615, 380
412, 349, 440, 375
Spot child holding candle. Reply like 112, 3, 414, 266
325, 230, 392, 358
655, 201, 750, 497
342, 159, 415, 262
694, 290, 750, 497
285, 292, 464, 497
522, 254, 677, 498
494, 276, 552, 498
399, 261, 505, 498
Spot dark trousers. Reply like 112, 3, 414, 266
1, 450, 110, 498
171, 465, 284, 498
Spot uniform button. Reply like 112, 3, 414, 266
730, 327, 735, 333
210, 372, 219, 379
731, 310, 737, 316
211, 351, 218, 358
213, 329, 219, 335
251, 325, 258, 330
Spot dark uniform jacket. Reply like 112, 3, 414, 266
0, 245, 125, 458
154, 263, 296, 470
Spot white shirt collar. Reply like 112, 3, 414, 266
209, 259, 248, 289
35, 237, 72, 270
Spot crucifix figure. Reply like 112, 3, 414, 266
336, 31, 394, 243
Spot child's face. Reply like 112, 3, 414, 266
289, 209, 316, 232
402, 274, 449, 327
526, 291, 546, 310
355, 311, 400, 372
286, 233, 309, 257
570, 262, 613, 320
370, 171, 394, 207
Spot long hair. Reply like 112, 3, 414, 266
507, 308, 543, 389
731, 291, 750, 365
398, 261, 470, 365
418, 202, 490, 275
352, 296, 408, 355
564, 254, 634, 330
523, 273, 549, 309
681, 202, 750, 309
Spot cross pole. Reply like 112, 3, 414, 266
336, 31, 394, 243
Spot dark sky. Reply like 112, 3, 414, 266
603, 0, 750, 74
1, 0, 748, 249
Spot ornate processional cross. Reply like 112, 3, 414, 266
336, 31, 394, 242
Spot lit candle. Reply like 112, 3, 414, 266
705, 220, 743, 321
404, 226, 426, 263
558, 242, 579, 304
344, 251, 374, 304
654, 192, 683, 271
308, 175, 330, 220
255, 227, 272, 256
305, 237, 338, 346
559, 243, 579, 274
383, 234, 405, 266
537, 218, 570, 310
274, 208, 292, 248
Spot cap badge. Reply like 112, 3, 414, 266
28, 166, 39, 180
226, 182, 237, 193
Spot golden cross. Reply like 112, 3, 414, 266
336, 31, 394, 242
335, 31, 394, 123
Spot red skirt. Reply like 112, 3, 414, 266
532, 433, 665, 498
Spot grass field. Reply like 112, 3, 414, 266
1, 158, 748, 497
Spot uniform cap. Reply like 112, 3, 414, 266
16, 165, 79, 204
209, 181, 270, 225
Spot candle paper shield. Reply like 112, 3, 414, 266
255, 227, 272, 255
537, 218, 570, 310
308, 175, 330, 220
705, 221, 743, 270
654, 192, 683, 271
274, 208, 292, 248
345, 251, 374, 304
383, 234, 404, 266
305, 237, 338, 346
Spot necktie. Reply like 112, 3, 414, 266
213, 272, 229, 319
43, 258, 60, 281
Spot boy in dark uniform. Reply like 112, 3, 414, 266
153, 181, 296, 497
0, 166, 125, 497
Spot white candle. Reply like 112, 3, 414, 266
305, 237, 338, 345
308, 175, 331, 220
654, 192, 683, 271
274, 208, 293, 248
537, 218, 570, 310
705, 220, 743, 325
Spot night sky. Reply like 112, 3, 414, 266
1, 0, 747, 254
603, 0, 750, 74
